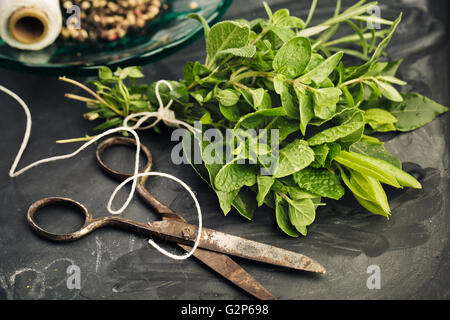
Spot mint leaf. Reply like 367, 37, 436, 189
293, 167, 345, 200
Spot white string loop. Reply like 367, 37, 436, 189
122, 80, 200, 134
0, 82, 202, 261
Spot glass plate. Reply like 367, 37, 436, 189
0, 0, 232, 76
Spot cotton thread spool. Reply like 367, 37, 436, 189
0, 0, 62, 51
8, 7, 50, 45
0, 83, 202, 261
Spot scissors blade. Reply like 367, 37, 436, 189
177, 243, 275, 300
150, 220, 326, 274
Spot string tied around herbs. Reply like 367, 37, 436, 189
122, 80, 200, 135
0, 82, 202, 261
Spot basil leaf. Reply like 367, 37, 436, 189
273, 37, 312, 78
273, 139, 315, 178
293, 167, 345, 200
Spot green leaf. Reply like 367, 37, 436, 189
232, 188, 257, 220
293, 167, 345, 200
286, 197, 316, 235
374, 80, 403, 102
273, 139, 315, 178
275, 194, 300, 237
350, 170, 391, 215
325, 142, 341, 167
299, 51, 343, 84
311, 87, 342, 120
384, 93, 449, 132
333, 151, 402, 188
207, 21, 251, 67
273, 37, 312, 78
311, 144, 330, 168
274, 77, 299, 119
256, 176, 275, 206
187, 13, 211, 38
215, 159, 257, 192
307, 121, 364, 146
364, 108, 398, 132
350, 141, 402, 169
294, 86, 314, 135
218, 45, 257, 58
219, 104, 241, 122
216, 88, 240, 107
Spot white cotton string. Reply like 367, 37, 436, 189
0, 83, 202, 261
122, 80, 201, 134
110, 172, 202, 260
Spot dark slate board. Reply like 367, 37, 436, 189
0, 0, 448, 300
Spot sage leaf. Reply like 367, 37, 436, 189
218, 45, 257, 58
207, 21, 251, 67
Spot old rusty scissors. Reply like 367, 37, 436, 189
26, 136, 325, 300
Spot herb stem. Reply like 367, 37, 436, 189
59, 77, 125, 117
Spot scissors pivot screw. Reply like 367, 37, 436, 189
182, 227, 191, 240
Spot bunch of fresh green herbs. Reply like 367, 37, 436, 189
63, 0, 448, 236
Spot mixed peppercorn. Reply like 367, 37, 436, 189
59, 0, 165, 42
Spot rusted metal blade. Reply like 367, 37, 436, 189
177, 243, 275, 300
149, 220, 326, 274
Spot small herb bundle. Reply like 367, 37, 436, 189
64, 1, 448, 236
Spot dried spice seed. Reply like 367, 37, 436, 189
59, 0, 162, 43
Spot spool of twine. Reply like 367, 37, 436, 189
8, 7, 50, 45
